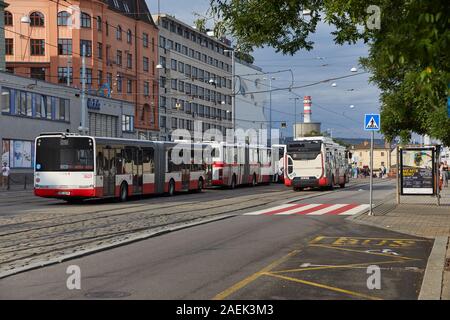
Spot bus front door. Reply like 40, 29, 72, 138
133, 148, 143, 194
182, 167, 190, 190
103, 148, 116, 197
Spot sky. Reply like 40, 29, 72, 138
147, 0, 383, 139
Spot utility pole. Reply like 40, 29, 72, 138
369, 130, 374, 215
289, 97, 300, 138
80, 44, 87, 135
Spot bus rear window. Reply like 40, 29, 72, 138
36, 137, 94, 171
287, 141, 322, 160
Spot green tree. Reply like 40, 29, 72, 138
210, 0, 450, 145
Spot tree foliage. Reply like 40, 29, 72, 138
210, 0, 450, 145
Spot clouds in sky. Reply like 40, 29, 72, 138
147, 0, 383, 138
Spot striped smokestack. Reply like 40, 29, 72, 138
303, 96, 312, 123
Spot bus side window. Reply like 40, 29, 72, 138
143, 147, 155, 174
123, 148, 133, 174
115, 148, 124, 175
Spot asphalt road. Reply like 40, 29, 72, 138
0, 180, 433, 300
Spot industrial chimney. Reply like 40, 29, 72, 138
303, 96, 312, 123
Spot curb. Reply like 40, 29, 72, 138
418, 236, 449, 300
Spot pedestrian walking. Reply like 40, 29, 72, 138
1, 162, 10, 189
443, 161, 448, 187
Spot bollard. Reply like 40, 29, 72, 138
24, 175, 27, 190
7, 175, 10, 190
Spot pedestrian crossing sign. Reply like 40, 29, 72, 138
364, 114, 380, 131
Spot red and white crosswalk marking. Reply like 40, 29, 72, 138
244, 203, 370, 216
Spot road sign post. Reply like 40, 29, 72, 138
364, 114, 381, 216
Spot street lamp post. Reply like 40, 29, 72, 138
289, 97, 301, 138
264, 76, 276, 145
224, 49, 235, 133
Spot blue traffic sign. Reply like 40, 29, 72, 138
364, 114, 380, 131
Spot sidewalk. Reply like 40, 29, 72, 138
349, 187, 450, 300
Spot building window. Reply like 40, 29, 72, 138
97, 70, 103, 86
58, 67, 73, 84
127, 79, 132, 94
80, 12, 91, 28
143, 33, 149, 48
80, 40, 92, 56
116, 50, 122, 66
107, 73, 112, 87
57, 11, 70, 26
105, 21, 109, 36
127, 29, 132, 44
5, 39, 13, 55
1, 139, 34, 169
143, 57, 149, 72
171, 59, 177, 71
152, 37, 155, 52
97, 42, 103, 59
122, 115, 134, 132
58, 39, 72, 55
1, 88, 10, 113
80, 68, 93, 84
116, 76, 122, 92
4, 11, 13, 26
116, 25, 122, 40
96, 16, 102, 31
30, 12, 44, 26
30, 39, 45, 55
127, 53, 132, 69
144, 81, 149, 96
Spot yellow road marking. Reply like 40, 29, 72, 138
270, 259, 417, 274
309, 244, 417, 260
212, 249, 301, 300
309, 236, 325, 244
263, 272, 383, 300
309, 236, 430, 242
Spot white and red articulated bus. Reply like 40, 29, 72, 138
204, 141, 275, 189
284, 136, 349, 191
34, 133, 210, 202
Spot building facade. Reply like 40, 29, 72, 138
153, 14, 233, 141
234, 59, 268, 132
0, 0, 7, 71
0, 71, 135, 180
4, 0, 159, 139
350, 141, 393, 171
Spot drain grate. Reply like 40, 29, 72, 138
445, 258, 450, 271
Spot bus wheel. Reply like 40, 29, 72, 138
340, 176, 346, 188
230, 175, 236, 189
329, 176, 335, 190
119, 182, 128, 202
251, 174, 257, 187
168, 179, 175, 196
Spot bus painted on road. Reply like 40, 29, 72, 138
284, 136, 349, 191
34, 133, 210, 201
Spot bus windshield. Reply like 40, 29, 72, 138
287, 141, 322, 160
36, 137, 94, 172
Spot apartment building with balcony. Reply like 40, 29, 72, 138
4, 0, 159, 139
153, 14, 233, 141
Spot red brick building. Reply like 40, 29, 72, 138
4, 0, 159, 138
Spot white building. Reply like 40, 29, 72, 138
234, 59, 268, 132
